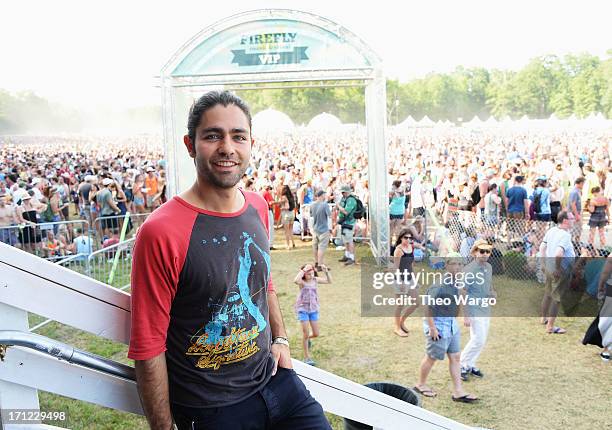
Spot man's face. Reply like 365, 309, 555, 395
185, 104, 252, 189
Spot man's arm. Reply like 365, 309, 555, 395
268, 290, 292, 373
134, 354, 173, 430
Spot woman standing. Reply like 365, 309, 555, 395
389, 180, 406, 243
280, 185, 296, 250
484, 184, 501, 227
15, 193, 44, 254
587, 186, 609, 249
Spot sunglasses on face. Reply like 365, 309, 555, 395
402, 236, 412, 240
478, 249, 491, 255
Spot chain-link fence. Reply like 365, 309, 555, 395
91, 212, 151, 245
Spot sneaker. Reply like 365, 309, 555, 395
460, 368, 470, 381
470, 368, 484, 378
344, 258, 355, 266
304, 358, 316, 366
335, 245, 345, 251
601, 352, 611, 362
338, 256, 349, 262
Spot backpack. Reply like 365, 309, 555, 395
470, 186, 481, 206
533, 190, 542, 214
351, 195, 366, 220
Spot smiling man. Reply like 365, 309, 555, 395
128, 91, 330, 430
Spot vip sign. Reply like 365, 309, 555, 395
232, 32, 309, 67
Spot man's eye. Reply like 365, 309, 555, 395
204, 134, 221, 140
234, 135, 248, 142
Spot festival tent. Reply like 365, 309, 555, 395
252, 108, 295, 133
483, 116, 499, 127
443, 120, 455, 128
396, 115, 418, 129
417, 115, 435, 127
463, 115, 484, 128
500, 116, 514, 127
307, 112, 342, 130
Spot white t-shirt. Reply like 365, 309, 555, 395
542, 226, 575, 272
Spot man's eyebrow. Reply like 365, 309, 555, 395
200, 127, 249, 134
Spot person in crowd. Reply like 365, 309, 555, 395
144, 166, 159, 210
42, 230, 64, 258
483, 183, 501, 227
506, 175, 529, 220
539, 211, 576, 334
279, 184, 296, 250
531, 178, 552, 222
587, 186, 609, 249
414, 253, 478, 403
15, 192, 44, 254
0, 193, 19, 246
392, 227, 423, 337
69, 227, 93, 262
309, 190, 331, 270
460, 239, 496, 381
567, 177, 585, 242
260, 184, 276, 250
293, 263, 332, 366
97, 178, 121, 239
389, 180, 406, 243
337, 184, 358, 266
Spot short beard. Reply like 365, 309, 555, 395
196, 157, 247, 189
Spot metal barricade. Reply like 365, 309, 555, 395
0, 219, 91, 259
92, 212, 151, 246
87, 237, 135, 290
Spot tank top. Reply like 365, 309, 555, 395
398, 246, 414, 275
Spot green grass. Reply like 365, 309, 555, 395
33, 240, 610, 429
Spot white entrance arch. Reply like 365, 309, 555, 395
159, 9, 389, 261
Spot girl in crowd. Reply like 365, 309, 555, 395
483, 183, 501, 227
389, 180, 406, 243
280, 184, 296, 250
587, 186, 609, 249
392, 227, 424, 337
294, 263, 332, 366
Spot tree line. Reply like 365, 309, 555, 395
1, 51, 610, 133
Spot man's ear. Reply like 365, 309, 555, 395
183, 135, 195, 158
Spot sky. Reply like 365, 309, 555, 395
1, 0, 610, 109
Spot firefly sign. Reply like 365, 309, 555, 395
232, 32, 309, 66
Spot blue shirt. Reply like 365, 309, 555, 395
463, 260, 493, 317
422, 283, 460, 337
531, 187, 551, 215
389, 195, 406, 216
506, 185, 527, 213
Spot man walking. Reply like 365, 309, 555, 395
129, 91, 330, 430
337, 185, 357, 266
460, 239, 495, 381
310, 190, 331, 270
539, 211, 576, 334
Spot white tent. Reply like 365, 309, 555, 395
483, 116, 499, 127
500, 116, 514, 127
417, 115, 435, 127
396, 115, 418, 129
464, 115, 484, 128
252, 108, 295, 133
443, 120, 455, 128
307, 112, 342, 130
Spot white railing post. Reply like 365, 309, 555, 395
0, 303, 40, 430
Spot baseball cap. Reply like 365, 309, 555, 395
316, 190, 326, 198
340, 185, 352, 193
102, 178, 113, 186
146, 167, 155, 172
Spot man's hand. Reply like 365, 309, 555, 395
271, 343, 292, 375
428, 326, 440, 341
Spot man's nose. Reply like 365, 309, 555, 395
217, 135, 236, 157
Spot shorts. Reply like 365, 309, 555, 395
544, 272, 570, 302
297, 311, 319, 321
589, 219, 607, 228
425, 328, 461, 360
390, 214, 404, 220
341, 226, 354, 244
312, 231, 330, 251
393, 276, 417, 294
146, 195, 155, 207
508, 211, 524, 219
101, 216, 119, 230
0, 228, 18, 246
133, 197, 145, 207
281, 210, 294, 226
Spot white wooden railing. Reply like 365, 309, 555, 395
0, 242, 474, 430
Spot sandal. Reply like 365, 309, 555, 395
452, 394, 479, 403
393, 328, 409, 337
547, 326, 566, 334
414, 386, 437, 398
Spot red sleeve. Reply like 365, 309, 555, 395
128, 200, 194, 360
245, 191, 276, 293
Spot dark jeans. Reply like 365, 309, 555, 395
536, 213, 552, 222
171, 367, 331, 430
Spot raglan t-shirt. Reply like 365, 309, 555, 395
128, 191, 276, 408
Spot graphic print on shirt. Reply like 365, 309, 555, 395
186, 231, 270, 370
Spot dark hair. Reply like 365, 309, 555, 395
394, 227, 412, 248
282, 185, 295, 210
591, 186, 601, 194
575, 177, 585, 185
488, 183, 497, 192
557, 210, 570, 224
187, 91, 252, 143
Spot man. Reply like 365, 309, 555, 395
505, 175, 529, 219
567, 177, 585, 241
310, 190, 331, 270
128, 91, 330, 430
144, 166, 159, 209
539, 211, 576, 334
69, 227, 93, 262
0, 193, 19, 246
337, 184, 357, 266
414, 253, 478, 403
97, 178, 121, 238
460, 239, 495, 381
531, 178, 552, 222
